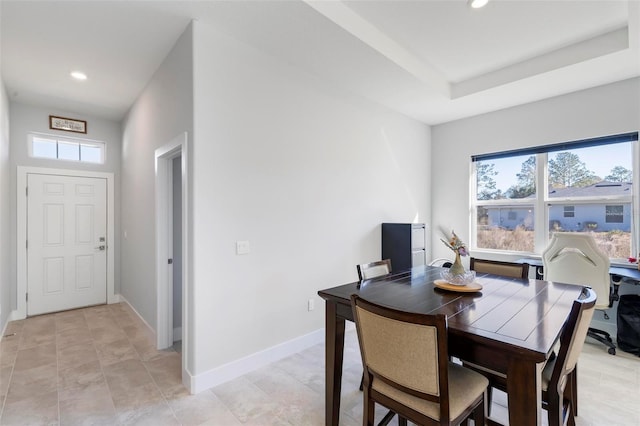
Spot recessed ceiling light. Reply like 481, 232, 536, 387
468, 0, 489, 8
70, 71, 87, 81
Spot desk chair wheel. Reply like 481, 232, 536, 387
608, 347, 616, 355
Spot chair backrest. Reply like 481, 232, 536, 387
469, 258, 529, 279
429, 258, 453, 268
357, 259, 392, 281
542, 232, 610, 309
350, 294, 451, 419
548, 287, 597, 396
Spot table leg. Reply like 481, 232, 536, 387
325, 301, 346, 426
507, 359, 543, 426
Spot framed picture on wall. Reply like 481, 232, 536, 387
49, 115, 87, 134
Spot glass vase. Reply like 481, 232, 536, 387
449, 252, 465, 276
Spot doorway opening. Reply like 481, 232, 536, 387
155, 132, 188, 362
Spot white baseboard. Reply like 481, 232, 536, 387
117, 294, 156, 338
1, 310, 22, 343
188, 328, 324, 394
9, 309, 22, 322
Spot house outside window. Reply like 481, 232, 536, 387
471, 133, 637, 261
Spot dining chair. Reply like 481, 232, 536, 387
356, 259, 393, 394
429, 258, 453, 268
357, 259, 392, 281
469, 257, 529, 279
465, 287, 596, 426
351, 294, 488, 426
542, 232, 616, 355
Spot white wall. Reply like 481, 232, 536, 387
431, 77, 640, 337
0, 80, 11, 329
8, 102, 122, 311
120, 23, 193, 335
190, 22, 430, 380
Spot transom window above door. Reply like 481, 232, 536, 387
29, 133, 105, 164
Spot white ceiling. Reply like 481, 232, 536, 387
1, 0, 638, 125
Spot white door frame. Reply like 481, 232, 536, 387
16, 166, 116, 319
155, 132, 188, 353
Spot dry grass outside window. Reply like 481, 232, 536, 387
477, 228, 631, 258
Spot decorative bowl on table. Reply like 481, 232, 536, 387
440, 270, 476, 286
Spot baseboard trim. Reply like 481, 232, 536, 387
189, 328, 324, 394
1, 310, 22, 343
117, 294, 156, 338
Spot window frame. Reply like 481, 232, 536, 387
470, 133, 639, 263
563, 206, 575, 218
605, 205, 624, 224
28, 132, 106, 164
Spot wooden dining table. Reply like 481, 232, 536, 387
318, 265, 585, 426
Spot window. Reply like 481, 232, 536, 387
29, 133, 105, 164
606, 205, 623, 223
472, 132, 638, 261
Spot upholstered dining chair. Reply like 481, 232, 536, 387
469, 257, 529, 279
356, 259, 393, 394
542, 232, 616, 355
351, 294, 488, 426
357, 259, 392, 281
464, 287, 596, 426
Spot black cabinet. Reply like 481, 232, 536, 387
381, 223, 426, 271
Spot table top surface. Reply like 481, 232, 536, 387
319, 265, 584, 362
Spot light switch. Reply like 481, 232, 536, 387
236, 240, 251, 255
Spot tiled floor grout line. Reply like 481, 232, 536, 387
55, 315, 61, 426
0, 337, 15, 424
129, 312, 182, 425
85, 307, 119, 424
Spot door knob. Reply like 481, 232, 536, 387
95, 245, 106, 251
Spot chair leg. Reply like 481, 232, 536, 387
587, 328, 616, 355
567, 368, 578, 416
377, 410, 396, 426
398, 416, 408, 426
546, 391, 563, 426
363, 391, 375, 426
473, 397, 486, 426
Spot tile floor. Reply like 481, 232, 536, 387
0, 302, 638, 425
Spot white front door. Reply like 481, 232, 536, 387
27, 173, 107, 315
